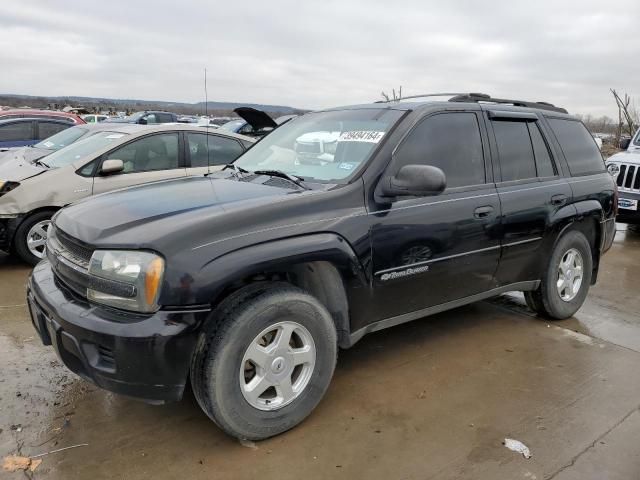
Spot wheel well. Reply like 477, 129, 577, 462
12, 207, 60, 241
563, 216, 600, 284
214, 261, 351, 348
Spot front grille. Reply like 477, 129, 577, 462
55, 228, 94, 265
617, 164, 640, 192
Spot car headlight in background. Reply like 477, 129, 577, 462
87, 250, 164, 313
607, 163, 620, 179
0, 181, 20, 197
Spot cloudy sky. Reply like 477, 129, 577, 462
1, 0, 639, 117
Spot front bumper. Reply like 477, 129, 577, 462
0, 215, 21, 252
616, 190, 640, 223
27, 261, 209, 403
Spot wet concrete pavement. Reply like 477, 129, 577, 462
1, 226, 640, 479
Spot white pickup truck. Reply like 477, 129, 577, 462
606, 130, 640, 222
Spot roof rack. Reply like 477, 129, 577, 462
375, 92, 482, 103
376, 92, 567, 114
449, 93, 568, 114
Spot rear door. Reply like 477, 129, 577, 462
369, 109, 501, 322
0, 120, 35, 148
485, 110, 573, 285
185, 132, 246, 176
92, 132, 187, 194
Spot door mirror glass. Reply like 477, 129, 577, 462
380, 164, 446, 198
101, 159, 124, 175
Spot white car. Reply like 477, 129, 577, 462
81, 114, 110, 123
605, 128, 640, 222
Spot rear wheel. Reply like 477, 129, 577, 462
524, 230, 593, 319
14, 211, 54, 266
190, 283, 337, 440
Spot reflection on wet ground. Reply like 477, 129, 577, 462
1, 225, 640, 479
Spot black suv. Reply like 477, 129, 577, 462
28, 93, 616, 440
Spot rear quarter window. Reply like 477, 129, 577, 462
547, 118, 604, 176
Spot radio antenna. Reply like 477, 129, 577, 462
204, 67, 211, 171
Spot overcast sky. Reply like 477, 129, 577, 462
1, 0, 639, 117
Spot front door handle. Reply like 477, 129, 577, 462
550, 194, 568, 206
474, 206, 494, 218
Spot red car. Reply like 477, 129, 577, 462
0, 109, 86, 125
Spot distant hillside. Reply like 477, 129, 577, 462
0, 93, 305, 116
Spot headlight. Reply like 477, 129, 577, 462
87, 250, 165, 313
607, 163, 620, 179
0, 181, 20, 197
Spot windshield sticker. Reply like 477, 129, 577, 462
338, 131, 385, 143
338, 162, 356, 170
105, 134, 125, 139
42, 141, 54, 148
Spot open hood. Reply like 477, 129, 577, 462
233, 107, 278, 131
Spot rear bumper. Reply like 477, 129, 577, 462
28, 261, 209, 403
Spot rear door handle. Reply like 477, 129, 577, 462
550, 194, 568, 206
474, 206, 494, 218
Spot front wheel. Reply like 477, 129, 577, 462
190, 283, 337, 440
524, 230, 593, 319
14, 211, 54, 266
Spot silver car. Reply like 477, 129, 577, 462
0, 124, 253, 264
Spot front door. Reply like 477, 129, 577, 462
368, 111, 501, 324
92, 132, 187, 194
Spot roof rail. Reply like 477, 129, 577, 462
375, 92, 487, 103
449, 93, 568, 114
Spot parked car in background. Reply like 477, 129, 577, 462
27, 93, 615, 440
0, 109, 85, 125
0, 123, 130, 166
605, 127, 640, 222
0, 124, 254, 264
0, 117, 75, 150
105, 111, 178, 124
218, 107, 296, 137
81, 114, 109, 123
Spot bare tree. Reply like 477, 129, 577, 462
611, 89, 638, 140
381, 86, 403, 102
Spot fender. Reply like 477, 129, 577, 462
193, 233, 367, 307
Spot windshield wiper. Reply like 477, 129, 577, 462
252, 170, 310, 190
222, 164, 249, 174
33, 159, 50, 168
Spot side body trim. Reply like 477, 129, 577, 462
346, 280, 540, 347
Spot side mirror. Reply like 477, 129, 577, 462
379, 164, 446, 198
101, 159, 124, 175
620, 138, 631, 150
138, 117, 147, 125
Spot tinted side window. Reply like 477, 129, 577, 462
0, 122, 32, 141
394, 113, 485, 188
105, 133, 179, 173
547, 118, 604, 175
37, 121, 68, 140
187, 133, 244, 167
528, 123, 556, 177
156, 113, 174, 123
144, 114, 158, 124
492, 120, 536, 181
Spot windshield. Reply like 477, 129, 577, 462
33, 126, 88, 151
219, 120, 245, 131
234, 109, 404, 182
44, 131, 129, 168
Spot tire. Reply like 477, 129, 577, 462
524, 230, 593, 319
190, 282, 338, 440
14, 211, 54, 266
